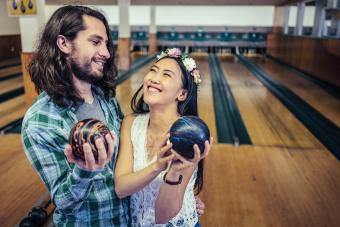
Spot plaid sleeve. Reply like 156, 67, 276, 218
21, 117, 101, 215
112, 97, 125, 120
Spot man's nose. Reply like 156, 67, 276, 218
99, 44, 110, 59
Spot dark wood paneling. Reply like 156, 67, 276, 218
327, 39, 340, 58
0, 35, 21, 59
267, 33, 340, 87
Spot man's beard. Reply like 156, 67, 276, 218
70, 56, 104, 84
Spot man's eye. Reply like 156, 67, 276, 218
150, 68, 156, 72
164, 73, 171, 77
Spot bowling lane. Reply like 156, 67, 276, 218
195, 56, 218, 141
201, 144, 340, 226
116, 60, 154, 114
0, 95, 27, 128
252, 57, 340, 127
0, 134, 48, 227
219, 56, 323, 148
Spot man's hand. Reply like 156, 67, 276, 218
64, 132, 116, 171
195, 196, 205, 216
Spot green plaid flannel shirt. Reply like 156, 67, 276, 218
21, 87, 130, 226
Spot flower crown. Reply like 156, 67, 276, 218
156, 48, 202, 85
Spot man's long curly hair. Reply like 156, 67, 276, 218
29, 5, 117, 107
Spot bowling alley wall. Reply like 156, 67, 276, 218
1, 1, 338, 87
0, 1, 21, 58
44, 5, 275, 26
269, 6, 340, 87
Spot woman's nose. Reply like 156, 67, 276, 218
150, 73, 161, 83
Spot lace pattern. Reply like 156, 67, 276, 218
130, 114, 198, 227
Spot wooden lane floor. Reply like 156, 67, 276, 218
219, 56, 323, 149
252, 57, 340, 127
116, 61, 154, 114
0, 76, 23, 96
111, 52, 150, 113
0, 95, 27, 129
0, 57, 20, 68
0, 65, 21, 80
0, 134, 48, 227
200, 144, 340, 227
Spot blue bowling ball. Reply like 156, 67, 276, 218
169, 116, 210, 159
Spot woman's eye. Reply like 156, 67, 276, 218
92, 40, 100, 45
150, 68, 156, 72
164, 73, 171, 77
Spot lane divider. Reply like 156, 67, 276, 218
209, 53, 252, 145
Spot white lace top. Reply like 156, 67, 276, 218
130, 113, 198, 227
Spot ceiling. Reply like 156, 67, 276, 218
46, 0, 303, 6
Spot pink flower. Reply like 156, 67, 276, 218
167, 48, 182, 58
191, 69, 202, 85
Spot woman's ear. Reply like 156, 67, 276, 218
177, 89, 188, 102
56, 35, 72, 55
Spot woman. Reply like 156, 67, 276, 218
115, 48, 212, 226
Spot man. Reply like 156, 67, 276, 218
22, 6, 129, 226
22, 5, 204, 226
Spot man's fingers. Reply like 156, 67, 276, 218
196, 197, 205, 209
106, 132, 115, 162
197, 208, 204, 216
195, 196, 205, 216
96, 138, 107, 168
83, 143, 95, 170
64, 144, 76, 163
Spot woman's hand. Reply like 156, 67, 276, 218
152, 133, 175, 173
167, 137, 213, 179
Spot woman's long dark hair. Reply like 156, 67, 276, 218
131, 56, 204, 195
28, 5, 117, 107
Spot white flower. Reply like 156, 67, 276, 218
182, 57, 196, 72
157, 52, 167, 60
